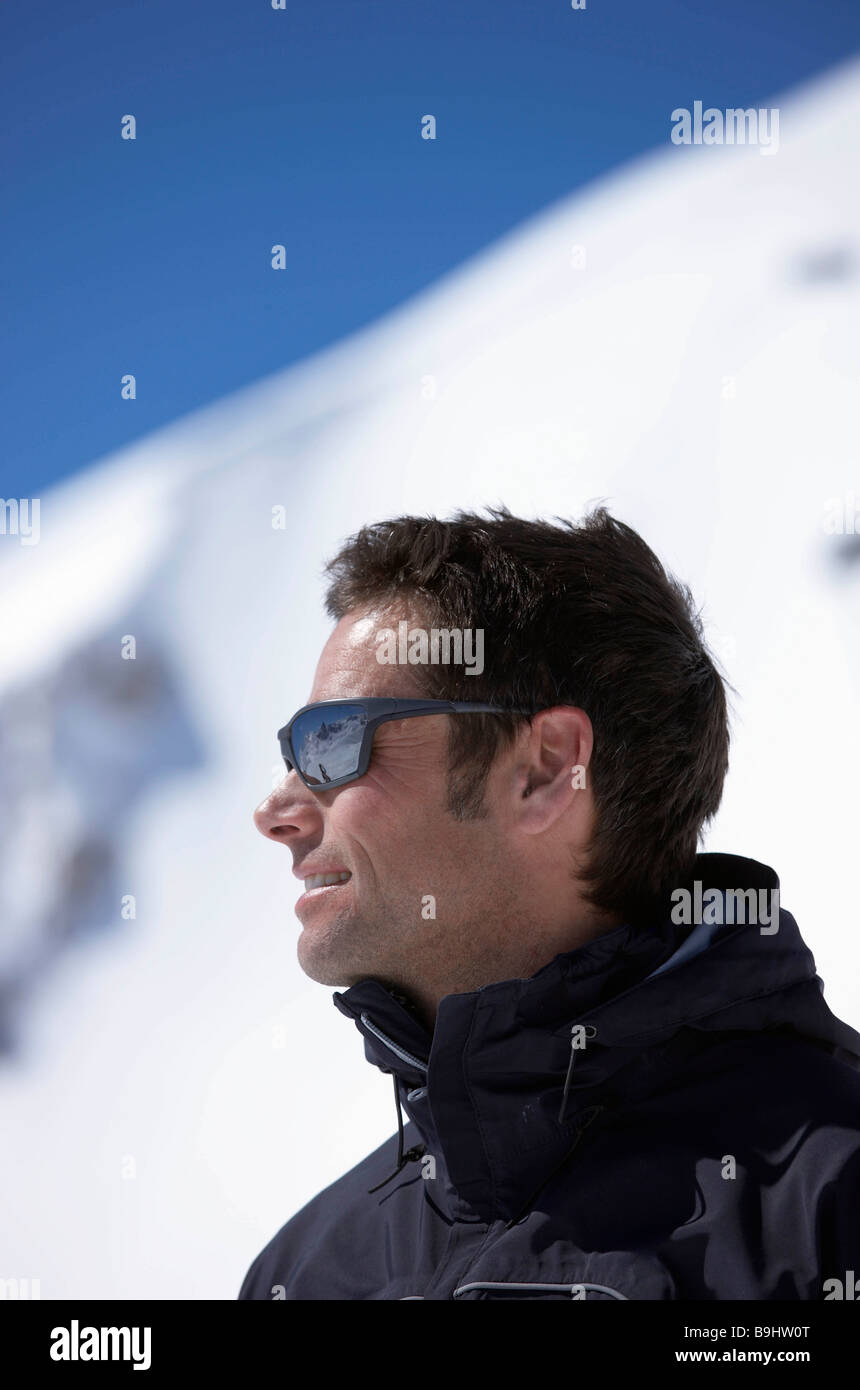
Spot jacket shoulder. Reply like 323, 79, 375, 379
237, 1125, 411, 1300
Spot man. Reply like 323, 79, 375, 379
239, 507, 860, 1300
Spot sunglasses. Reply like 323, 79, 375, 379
277, 697, 532, 790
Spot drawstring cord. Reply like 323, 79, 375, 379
367, 1073, 427, 1194
504, 1103, 605, 1229
367, 1019, 602, 1207
504, 1023, 603, 1229
558, 1022, 598, 1124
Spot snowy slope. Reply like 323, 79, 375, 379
1, 57, 859, 1298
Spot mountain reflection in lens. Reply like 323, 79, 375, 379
292, 704, 367, 785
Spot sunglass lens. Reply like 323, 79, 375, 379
289, 704, 367, 786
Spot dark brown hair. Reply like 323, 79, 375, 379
323, 506, 730, 926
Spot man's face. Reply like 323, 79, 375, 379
253, 606, 524, 1008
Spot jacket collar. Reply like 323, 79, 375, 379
333, 892, 689, 1221
332, 854, 860, 1221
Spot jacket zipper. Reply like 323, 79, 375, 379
452, 1280, 628, 1300
360, 1011, 429, 1075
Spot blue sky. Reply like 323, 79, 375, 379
2, 0, 858, 497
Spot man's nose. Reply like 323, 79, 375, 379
253, 775, 323, 843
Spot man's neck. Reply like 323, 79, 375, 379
390, 907, 624, 1033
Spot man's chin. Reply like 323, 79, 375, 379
295, 921, 372, 988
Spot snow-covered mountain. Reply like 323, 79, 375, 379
2, 57, 859, 1298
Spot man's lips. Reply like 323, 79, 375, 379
294, 868, 353, 907
301, 870, 352, 891
293, 866, 352, 889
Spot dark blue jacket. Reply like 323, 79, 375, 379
239, 854, 860, 1300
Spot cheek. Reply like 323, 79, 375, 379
328, 784, 421, 857
332, 784, 449, 873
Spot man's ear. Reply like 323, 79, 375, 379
514, 706, 593, 833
